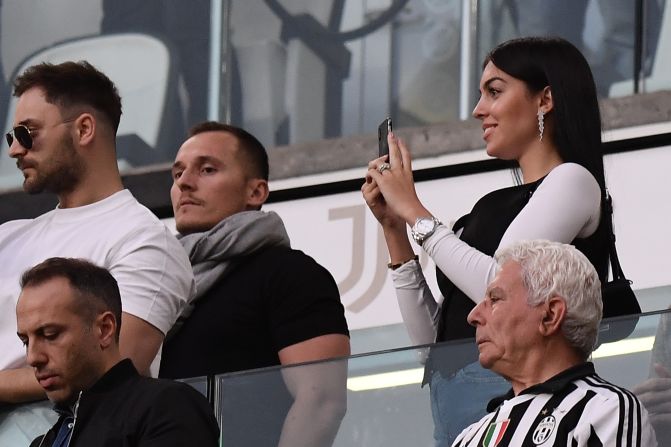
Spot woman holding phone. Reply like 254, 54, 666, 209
362, 36, 610, 446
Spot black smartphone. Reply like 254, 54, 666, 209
378, 117, 392, 159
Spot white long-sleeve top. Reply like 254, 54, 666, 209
391, 162, 602, 345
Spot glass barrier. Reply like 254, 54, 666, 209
0, 0, 214, 190
0, 310, 669, 445
0, 400, 56, 447
227, 0, 670, 148
475, 0, 668, 101
178, 375, 210, 399
1, 0, 668, 192
213, 309, 671, 446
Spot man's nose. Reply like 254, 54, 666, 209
467, 300, 485, 327
175, 170, 196, 190
26, 341, 47, 367
8, 139, 27, 159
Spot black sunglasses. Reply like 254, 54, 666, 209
6, 125, 33, 149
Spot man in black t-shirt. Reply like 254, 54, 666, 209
160, 121, 350, 447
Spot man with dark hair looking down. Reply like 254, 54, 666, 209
16, 257, 218, 447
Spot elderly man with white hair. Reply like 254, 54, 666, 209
452, 239, 656, 447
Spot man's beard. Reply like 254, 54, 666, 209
23, 133, 84, 196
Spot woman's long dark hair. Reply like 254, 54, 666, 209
484, 37, 610, 282
484, 37, 606, 193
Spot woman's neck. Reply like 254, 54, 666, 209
518, 143, 563, 183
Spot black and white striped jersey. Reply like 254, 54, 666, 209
452, 362, 657, 447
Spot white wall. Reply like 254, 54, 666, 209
265, 142, 671, 331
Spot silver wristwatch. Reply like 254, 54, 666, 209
410, 216, 441, 246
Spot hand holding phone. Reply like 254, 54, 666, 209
378, 117, 392, 160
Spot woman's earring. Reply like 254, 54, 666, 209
537, 110, 545, 142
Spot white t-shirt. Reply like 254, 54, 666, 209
0, 189, 195, 370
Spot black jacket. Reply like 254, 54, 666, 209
30, 359, 219, 447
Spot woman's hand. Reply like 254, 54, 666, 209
365, 132, 431, 226
362, 174, 416, 263
362, 132, 423, 263
362, 161, 405, 230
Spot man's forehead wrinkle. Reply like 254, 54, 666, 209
177, 154, 222, 165
194, 155, 221, 163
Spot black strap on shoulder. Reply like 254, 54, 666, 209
451, 213, 470, 233
604, 190, 628, 281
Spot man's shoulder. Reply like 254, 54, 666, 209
530, 363, 638, 405
135, 374, 206, 397
87, 192, 178, 250
110, 366, 208, 407
4, 191, 162, 235
77, 363, 218, 445
574, 373, 639, 402
73, 190, 160, 225
206, 245, 339, 303
127, 376, 212, 418
0, 217, 33, 234
251, 245, 328, 271
102, 190, 162, 226
240, 245, 337, 287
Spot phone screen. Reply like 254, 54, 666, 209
378, 117, 392, 159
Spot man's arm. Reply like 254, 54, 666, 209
634, 364, 671, 447
118, 312, 164, 376
277, 334, 350, 447
110, 223, 194, 376
0, 368, 44, 403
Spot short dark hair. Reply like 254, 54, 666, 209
14, 61, 123, 133
20, 258, 122, 341
189, 121, 269, 181
484, 37, 605, 193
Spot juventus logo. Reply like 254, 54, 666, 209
329, 204, 425, 313
329, 205, 384, 312
532, 415, 556, 445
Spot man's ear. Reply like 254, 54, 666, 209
247, 178, 269, 209
539, 296, 566, 336
538, 86, 554, 115
95, 311, 118, 350
73, 113, 96, 147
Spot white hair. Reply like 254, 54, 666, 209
494, 240, 602, 359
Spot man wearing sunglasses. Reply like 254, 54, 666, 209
0, 61, 194, 442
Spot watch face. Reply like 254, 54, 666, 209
417, 218, 436, 234
412, 217, 440, 245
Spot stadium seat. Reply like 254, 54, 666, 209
0, 32, 185, 189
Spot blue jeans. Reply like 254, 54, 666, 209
429, 361, 509, 447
